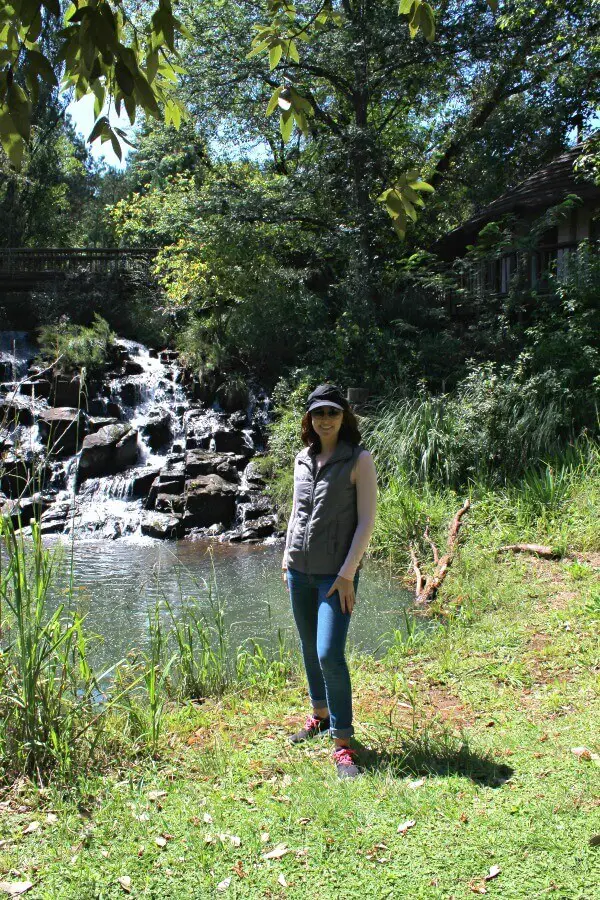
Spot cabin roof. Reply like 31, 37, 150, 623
434, 142, 600, 259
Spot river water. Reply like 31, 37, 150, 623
47, 537, 417, 670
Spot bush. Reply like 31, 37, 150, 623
361, 363, 580, 489
37, 313, 116, 377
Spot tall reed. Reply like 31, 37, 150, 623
0, 516, 110, 782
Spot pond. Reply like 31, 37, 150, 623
46, 537, 421, 670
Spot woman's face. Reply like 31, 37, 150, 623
310, 405, 344, 443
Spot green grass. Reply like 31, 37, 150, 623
1, 517, 599, 898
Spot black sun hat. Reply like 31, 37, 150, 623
306, 384, 348, 413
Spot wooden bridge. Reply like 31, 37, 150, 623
0, 248, 158, 291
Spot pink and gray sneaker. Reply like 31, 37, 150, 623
333, 746, 360, 779
288, 713, 330, 744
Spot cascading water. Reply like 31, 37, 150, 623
0, 331, 280, 544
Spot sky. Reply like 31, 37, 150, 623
67, 94, 135, 170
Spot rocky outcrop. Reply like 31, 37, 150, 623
78, 424, 139, 480
50, 375, 85, 409
141, 511, 181, 539
0, 333, 279, 544
183, 473, 238, 527
142, 409, 172, 450
38, 407, 88, 456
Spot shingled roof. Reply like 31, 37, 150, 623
434, 142, 600, 259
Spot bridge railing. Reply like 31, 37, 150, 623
0, 248, 158, 274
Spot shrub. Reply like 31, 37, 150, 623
37, 313, 116, 377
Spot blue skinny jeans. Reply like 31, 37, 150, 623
286, 567, 359, 740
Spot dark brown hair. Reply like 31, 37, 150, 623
301, 407, 362, 453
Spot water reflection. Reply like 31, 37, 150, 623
47, 538, 420, 669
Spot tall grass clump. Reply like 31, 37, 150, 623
361, 366, 573, 489
0, 517, 112, 783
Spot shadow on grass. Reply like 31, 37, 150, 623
354, 730, 513, 787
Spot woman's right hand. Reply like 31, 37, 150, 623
282, 567, 289, 590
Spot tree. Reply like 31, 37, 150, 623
0, 0, 188, 168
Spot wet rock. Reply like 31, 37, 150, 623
130, 466, 162, 499
243, 459, 268, 488
145, 476, 160, 510
155, 492, 185, 515
124, 359, 145, 376
106, 401, 123, 420
239, 514, 277, 541
172, 442, 184, 454
78, 424, 139, 480
19, 379, 51, 400
88, 398, 107, 416
184, 474, 237, 527
158, 455, 186, 493
239, 495, 272, 522
228, 410, 247, 429
185, 449, 243, 483
50, 375, 86, 409
1, 492, 53, 529
39, 501, 71, 534
120, 382, 141, 407
88, 416, 120, 433
149, 348, 159, 359
142, 409, 172, 450
159, 350, 179, 363
141, 511, 181, 539
211, 426, 252, 455
38, 407, 89, 456
0, 396, 35, 426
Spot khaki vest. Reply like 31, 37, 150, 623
286, 439, 362, 575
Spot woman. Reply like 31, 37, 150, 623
281, 384, 377, 779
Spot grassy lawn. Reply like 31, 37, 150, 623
1, 540, 599, 899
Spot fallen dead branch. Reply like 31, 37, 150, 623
497, 543, 571, 560
410, 499, 470, 604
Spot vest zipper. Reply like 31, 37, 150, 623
302, 451, 339, 575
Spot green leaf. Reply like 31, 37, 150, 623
393, 216, 407, 239
269, 43, 283, 70
419, 3, 435, 41
0, 122, 24, 168
290, 87, 312, 114
293, 108, 308, 136
288, 39, 299, 63
280, 107, 293, 143
124, 93, 136, 124
115, 59, 135, 95
146, 50, 159, 84
266, 86, 283, 116
408, 179, 435, 193
7, 83, 31, 141
246, 39, 270, 60
25, 7, 42, 41
42, 0, 61, 16
383, 190, 405, 217
114, 126, 136, 147
401, 196, 418, 221
88, 114, 108, 143
133, 72, 161, 118
398, 0, 415, 14
26, 47, 58, 86
109, 128, 123, 161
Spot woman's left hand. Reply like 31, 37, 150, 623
326, 576, 356, 615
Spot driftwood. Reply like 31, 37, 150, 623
410, 499, 470, 604
497, 543, 568, 560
